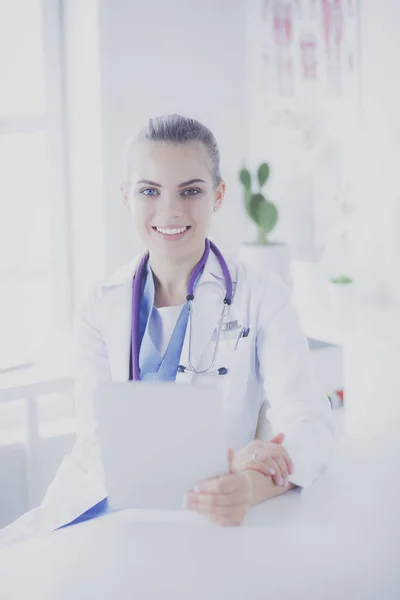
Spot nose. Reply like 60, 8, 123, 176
157, 191, 184, 218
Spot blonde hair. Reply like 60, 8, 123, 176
122, 114, 222, 187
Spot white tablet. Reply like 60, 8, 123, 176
94, 381, 228, 510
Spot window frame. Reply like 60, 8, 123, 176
0, 0, 72, 369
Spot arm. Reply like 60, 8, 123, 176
246, 470, 296, 506
257, 272, 335, 488
186, 452, 297, 527
41, 284, 110, 509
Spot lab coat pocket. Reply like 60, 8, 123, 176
212, 324, 242, 343
212, 335, 250, 395
237, 339, 254, 377
194, 328, 253, 389
227, 335, 254, 396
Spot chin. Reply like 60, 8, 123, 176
151, 237, 205, 261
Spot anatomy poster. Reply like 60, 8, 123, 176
245, 0, 360, 261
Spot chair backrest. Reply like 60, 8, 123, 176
0, 377, 75, 527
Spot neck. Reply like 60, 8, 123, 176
149, 243, 206, 308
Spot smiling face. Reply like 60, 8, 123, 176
123, 141, 225, 263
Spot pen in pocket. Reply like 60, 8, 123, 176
234, 326, 250, 350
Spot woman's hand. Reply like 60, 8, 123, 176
233, 432, 294, 488
185, 449, 253, 526
186, 435, 295, 526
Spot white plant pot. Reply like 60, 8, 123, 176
328, 283, 355, 325
291, 260, 329, 320
238, 242, 292, 289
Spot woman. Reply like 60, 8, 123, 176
2, 115, 334, 541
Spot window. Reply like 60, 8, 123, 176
0, 0, 70, 369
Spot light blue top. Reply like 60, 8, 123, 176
138, 263, 189, 381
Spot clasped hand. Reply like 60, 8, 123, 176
185, 433, 294, 526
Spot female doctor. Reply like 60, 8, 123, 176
1, 114, 334, 541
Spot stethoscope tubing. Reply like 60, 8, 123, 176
131, 239, 233, 380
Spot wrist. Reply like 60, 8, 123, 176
244, 469, 294, 505
244, 469, 272, 505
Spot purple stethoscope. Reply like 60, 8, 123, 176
131, 239, 233, 380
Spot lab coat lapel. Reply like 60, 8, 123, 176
101, 247, 237, 384
176, 250, 237, 383
100, 255, 141, 382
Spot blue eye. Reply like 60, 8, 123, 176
182, 188, 201, 196
141, 188, 159, 196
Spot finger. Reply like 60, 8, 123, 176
270, 432, 285, 444
191, 500, 247, 521
242, 461, 274, 478
271, 445, 294, 477
243, 455, 277, 478
233, 442, 264, 471
186, 491, 242, 510
239, 440, 264, 461
228, 448, 235, 473
260, 457, 283, 486
212, 513, 245, 527
280, 447, 295, 475
257, 452, 281, 475
193, 500, 237, 518
244, 447, 292, 486
274, 455, 289, 485
264, 456, 286, 486
194, 473, 242, 495
196, 504, 245, 526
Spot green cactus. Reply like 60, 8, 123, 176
239, 162, 278, 244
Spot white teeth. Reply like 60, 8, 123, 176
156, 226, 188, 235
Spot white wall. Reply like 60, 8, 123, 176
97, 0, 249, 273
63, 0, 107, 310
244, 0, 400, 304
354, 0, 400, 303
63, 0, 400, 304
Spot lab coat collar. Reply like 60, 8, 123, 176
99, 244, 238, 384
100, 244, 238, 290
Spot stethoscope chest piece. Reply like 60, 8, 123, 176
177, 364, 228, 376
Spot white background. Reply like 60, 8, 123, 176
1, 0, 400, 528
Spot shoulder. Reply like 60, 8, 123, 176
75, 254, 141, 320
233, 261, 302, 339
235, 259, 290, 310
212, 244, 290, 313
99, 255, 141, 290
86, 254, 141, 296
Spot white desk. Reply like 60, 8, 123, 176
0, 432, 399, 600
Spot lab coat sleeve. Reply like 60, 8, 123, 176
0, 285, 110, 546
41, 283, 110, 509
256, 273, 335, 489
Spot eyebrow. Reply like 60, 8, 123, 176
136, 178, 206, 187
178, 179, 206, 187
136, 179, 162, 187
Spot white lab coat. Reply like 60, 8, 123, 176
0, 250, 334, 544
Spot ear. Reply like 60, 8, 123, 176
213, 180, 226, 212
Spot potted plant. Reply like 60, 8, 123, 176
238, 162, 292, 286
328, 274, 355, 323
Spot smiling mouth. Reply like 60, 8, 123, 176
152, 226, 191, 235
